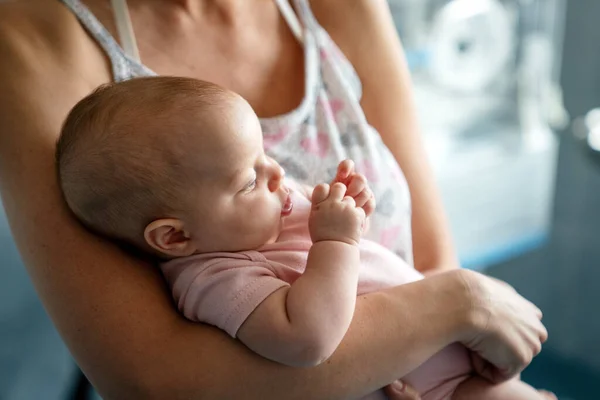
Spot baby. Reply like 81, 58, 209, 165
56, 76, 548, 400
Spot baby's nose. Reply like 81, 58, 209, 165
268, 162, 285, 192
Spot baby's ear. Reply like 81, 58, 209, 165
144, 218, 196, 258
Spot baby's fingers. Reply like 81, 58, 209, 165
383, 380, 421, 400
333, 159, 354, 185
346, 173, 367, 197
353, 187, 372, 208
329, 182, 347, 201
363, 196, 376, 217
312, 183, 330, 205
341, 196, 356, 208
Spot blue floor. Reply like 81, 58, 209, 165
522, 351, 598, 400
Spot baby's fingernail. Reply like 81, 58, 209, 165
391, 380, 406, 392
391, 380, 421, 399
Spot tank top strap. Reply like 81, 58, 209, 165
59, 0, 153, 81
110, 0, 141, 62
288, 0, 363, 100
274, 0, 303, 43
290, 0, 321, 33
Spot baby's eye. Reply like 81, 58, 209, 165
245, 179, 257, 191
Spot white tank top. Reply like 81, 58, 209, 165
59, 0, 415, 264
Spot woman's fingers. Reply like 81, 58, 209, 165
458, 271, 547, 382
470, 352, 498, 383
535, 316, 548, 343
520, 299, 547, 342
383, 380, 421, 400
535, 305, 544, 320
538, 390, 558, 400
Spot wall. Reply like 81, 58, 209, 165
489, 0, 600, 374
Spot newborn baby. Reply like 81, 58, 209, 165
56, 76, 549, 400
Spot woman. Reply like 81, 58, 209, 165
0, 0, 549, 399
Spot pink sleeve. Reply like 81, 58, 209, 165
161, 254, 289, 338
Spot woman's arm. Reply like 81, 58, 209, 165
313, 0, 460, 274
0, 2, 545, 399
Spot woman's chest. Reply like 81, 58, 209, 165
84, 0, 307, 117
145, 39, 306, 118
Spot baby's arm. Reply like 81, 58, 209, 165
237, 238, 360, 368
238, 172, 373, 368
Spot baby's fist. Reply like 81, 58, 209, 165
331, 160, 376, 217
309, 182, 365, 245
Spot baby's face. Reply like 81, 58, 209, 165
174, 96, 292, 254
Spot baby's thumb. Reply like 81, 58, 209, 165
311, 183, 330, 205
383, 380, 421, 400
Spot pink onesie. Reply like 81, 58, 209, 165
161, 183, 472, 400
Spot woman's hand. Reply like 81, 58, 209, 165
383, 380, 421, 400
458, 270, 548, 383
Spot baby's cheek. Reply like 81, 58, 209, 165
262, 218, 283, 246
256, 205, 282, 243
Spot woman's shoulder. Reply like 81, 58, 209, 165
309, 0, 390, 35
0, 0, 80, 54
0, 0, 110, 141
309, 0, 392, 65
0, 0, 109, 87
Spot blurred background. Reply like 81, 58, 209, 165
1, 0, 599, 399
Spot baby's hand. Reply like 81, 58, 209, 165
331, 160, 376, 217
309, 182, 365, 246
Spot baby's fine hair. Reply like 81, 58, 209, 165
56, 76, 231, 249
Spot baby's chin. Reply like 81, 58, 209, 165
251, 220, 285, 249
273, 219, 286, 241
190, 214, 285, 253
208, 223, 283, 253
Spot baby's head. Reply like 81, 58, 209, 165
57, 76, 291, 259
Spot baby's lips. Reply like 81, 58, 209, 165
281, 194, 293, 216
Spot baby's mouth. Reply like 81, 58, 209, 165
281, 193, 293, 217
